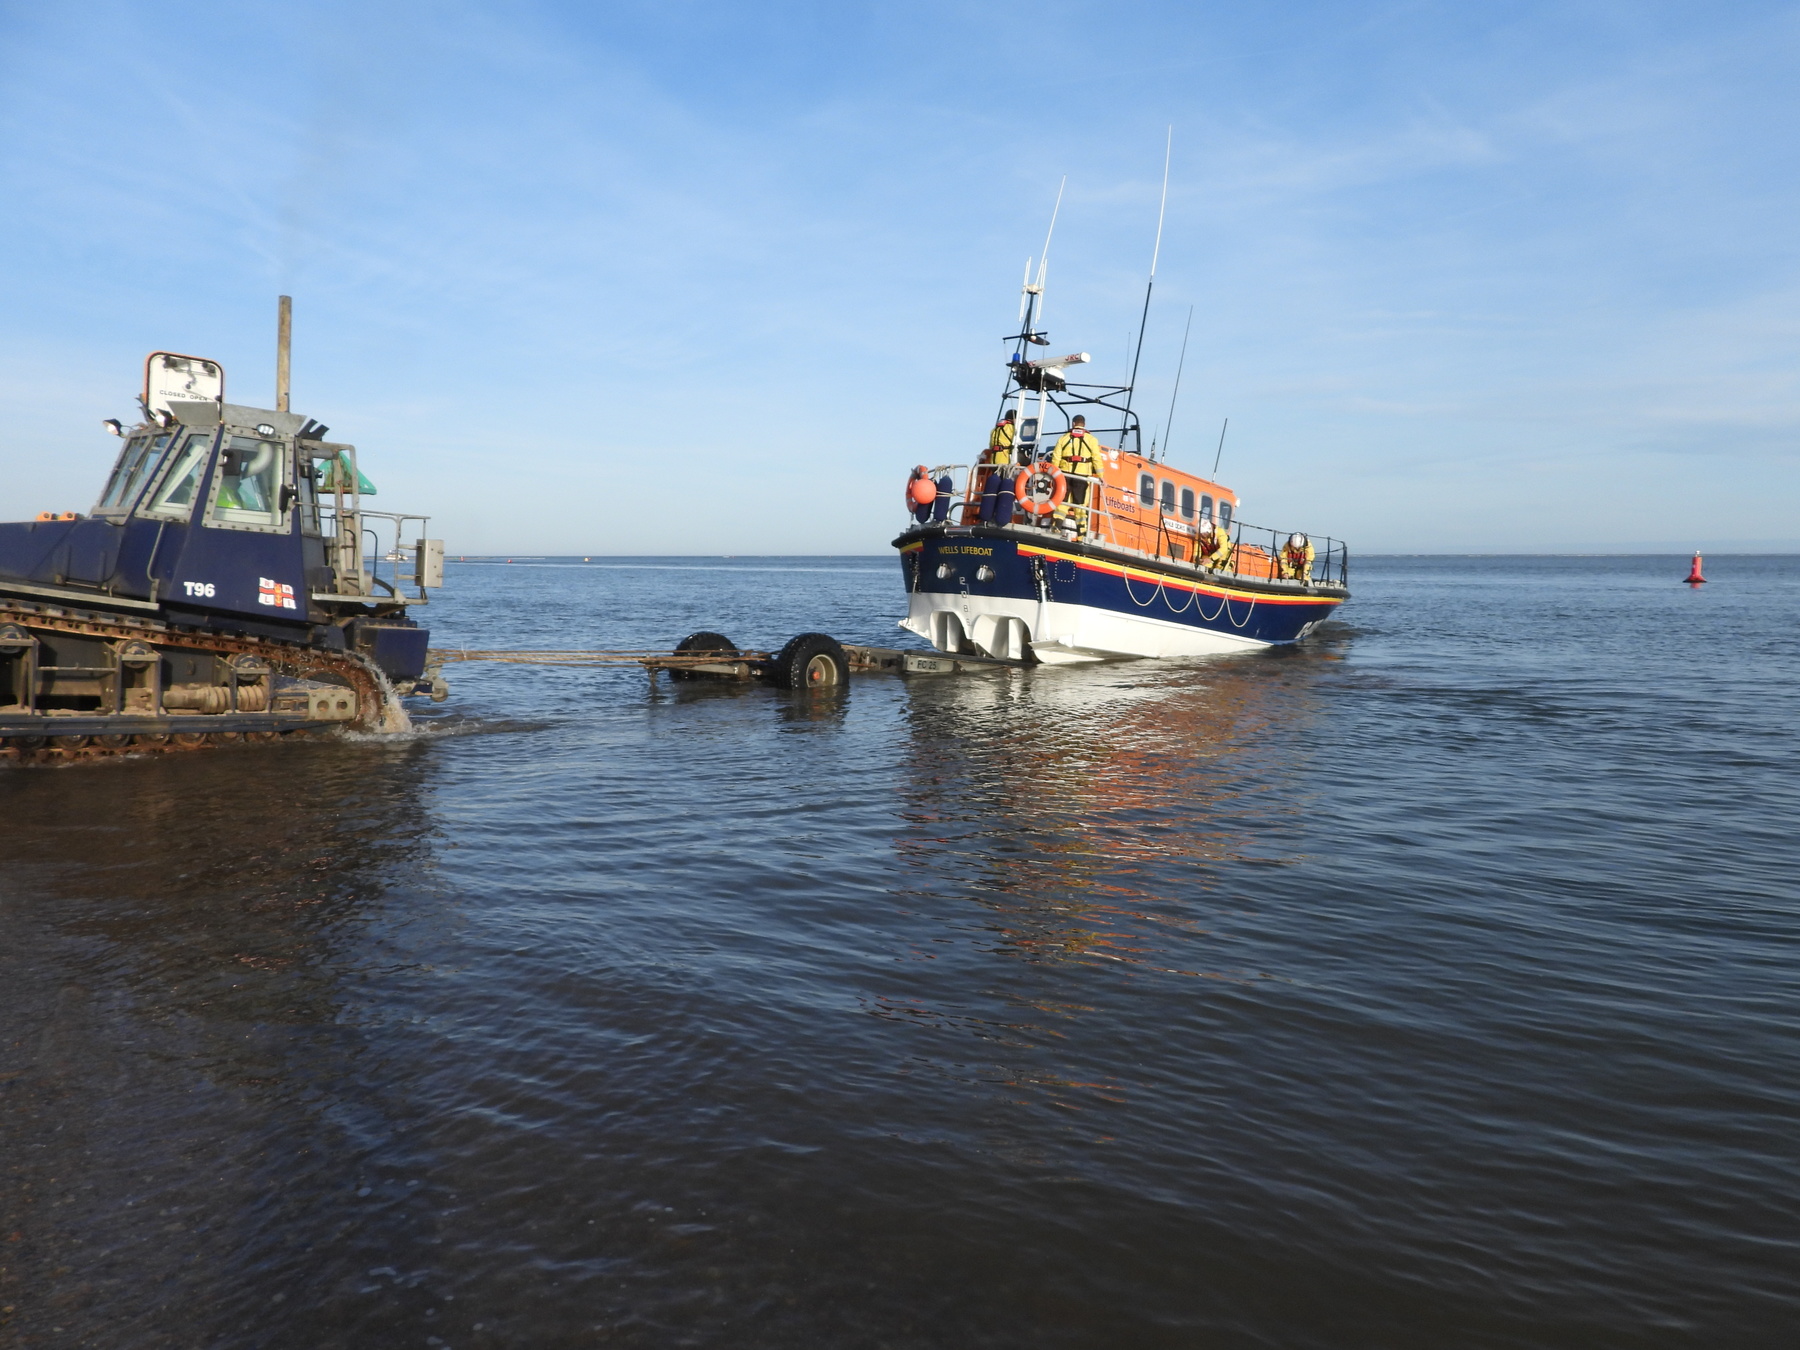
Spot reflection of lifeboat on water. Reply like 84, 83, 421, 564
893, 253, 1350, 664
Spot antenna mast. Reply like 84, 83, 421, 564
1007, 179, 1067, 464
1156, 306, 1194, 464
1019, 176, 1066, 350
1121, 128, 1172, 453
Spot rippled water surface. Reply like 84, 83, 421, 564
3, 555, 1797, 1348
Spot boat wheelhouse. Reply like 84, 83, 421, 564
892, 267, 1349, 664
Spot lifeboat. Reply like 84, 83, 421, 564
891, 258, 1348, 664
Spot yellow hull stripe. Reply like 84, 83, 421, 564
1015, 542, 1342, 608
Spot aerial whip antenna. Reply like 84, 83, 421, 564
1007, 179, 1070, 457
1156, 306, 1194, 464
1121, 128, 1172, 450
1212, 418, 1229, 478
1013, 179, 1066, 361
1036, 177, 1066, 292
1030, 177, 1066, 340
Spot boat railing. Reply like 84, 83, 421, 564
907, 460, 1349, 588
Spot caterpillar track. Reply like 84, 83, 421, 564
0, 599, 394, 765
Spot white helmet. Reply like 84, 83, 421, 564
1287, 533, 1308, 551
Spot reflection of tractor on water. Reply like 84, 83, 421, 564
0, 300, 446, 763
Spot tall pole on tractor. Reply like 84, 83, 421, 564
276, 295, 292, 412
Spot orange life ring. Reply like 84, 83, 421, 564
906, 465, 936, 508
1012, 463, 1065, 517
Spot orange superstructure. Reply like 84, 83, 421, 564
964, 450, 1285, 579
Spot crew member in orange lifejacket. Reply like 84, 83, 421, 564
1050, 415, 1105, 538
1279, 532, 1315, 582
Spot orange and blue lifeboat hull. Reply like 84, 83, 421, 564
893, 523, 1347, 663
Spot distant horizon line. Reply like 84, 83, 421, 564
441, 550, 1800, 560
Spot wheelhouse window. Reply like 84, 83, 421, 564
1139, 473, 1155, 507
1179, 487, 1195, 520
1219, 501, 1233, 529
1160, 480, 1176, 514
207, 435, 287, 529
1199, 493, 1214, 522
143, 431, 216, 518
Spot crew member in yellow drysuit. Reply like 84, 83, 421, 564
986, 411, 1017, 466
965, 410, 1021, 524
1196, 517, 1234, 571
1050, 415, 1105, 538
1279, 532, 1315, 582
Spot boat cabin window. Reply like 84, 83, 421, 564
208, 434, 288, 529
1179, 487, 1195, 520
143, 430, 217, 518
1160, 480, 1176, 514
1199, 493, 1214, 522
1219, 501, 1233, 529
1139, 473, 1155, 507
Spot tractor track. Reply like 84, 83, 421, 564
0, 598, 391, 765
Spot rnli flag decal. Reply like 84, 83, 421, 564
258, 577, 297, 609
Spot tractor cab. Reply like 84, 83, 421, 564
0, 347, 442, 687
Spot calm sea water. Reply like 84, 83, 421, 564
2, 555, 1796, 1349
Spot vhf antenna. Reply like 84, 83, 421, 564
1007, 179, 1068, 459
1156, 306, 1194, 464
1121, 128, 1172, 454
1017, 176, 1066, 354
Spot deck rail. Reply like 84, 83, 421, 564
906, 461, 1349, 588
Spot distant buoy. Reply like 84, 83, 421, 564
1685, 552, 1706, 584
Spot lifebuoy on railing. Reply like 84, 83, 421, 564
1012, 463, 1065, 518
905, 465, 937, 509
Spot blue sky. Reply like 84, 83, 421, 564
2, 0, 1797, 553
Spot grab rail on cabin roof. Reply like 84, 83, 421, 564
906, 462, 1349, 589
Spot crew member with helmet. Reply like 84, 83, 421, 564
1049, 415, 1105, 538
1196, 516, 1234, 571
1279, 532, 1315, 582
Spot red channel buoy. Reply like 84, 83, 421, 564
1684, 552, 1706, 584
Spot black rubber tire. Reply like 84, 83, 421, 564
670, 630, 739, 681
768, 633, 850, 691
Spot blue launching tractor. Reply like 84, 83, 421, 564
0, 301, 447, 762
